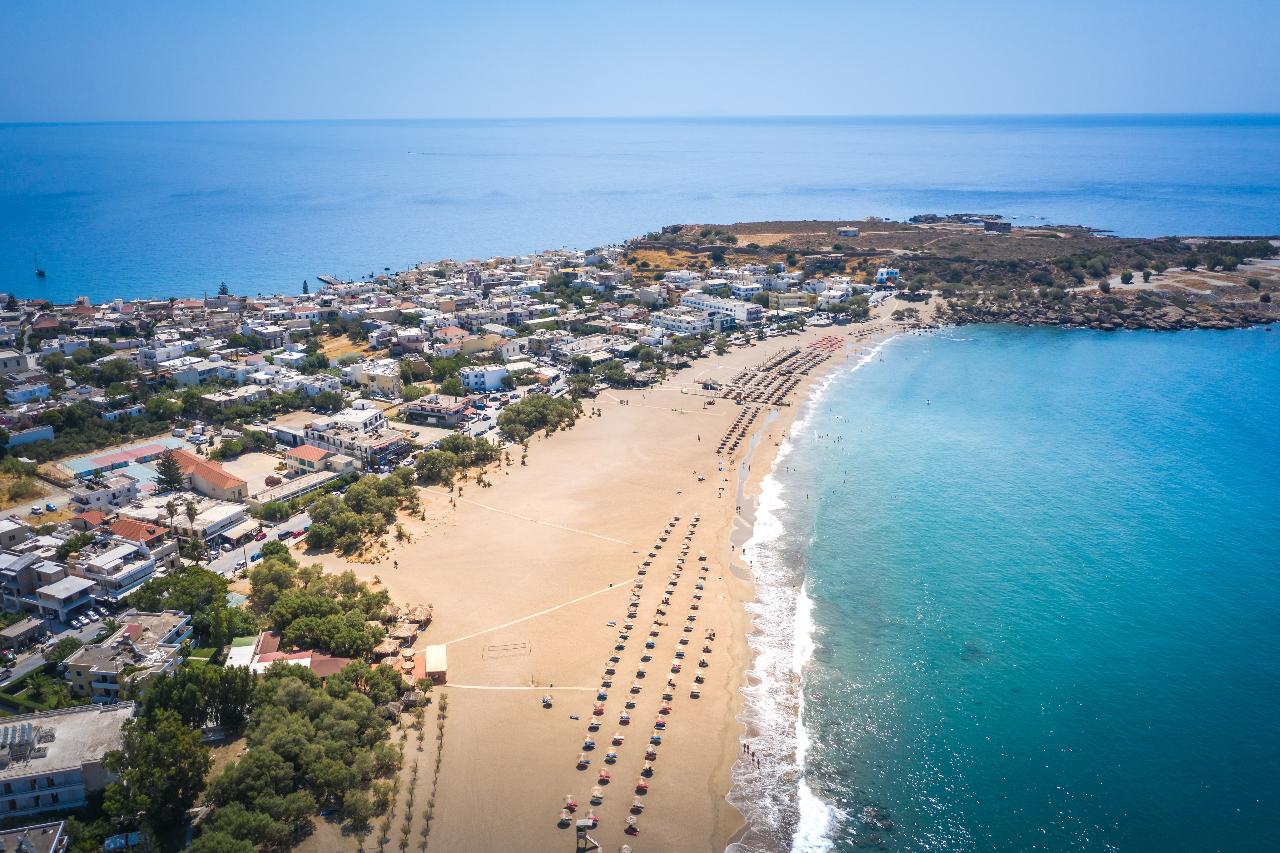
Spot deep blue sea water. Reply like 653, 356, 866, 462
737, 326, 1280, 852
2, 115, 1279, 302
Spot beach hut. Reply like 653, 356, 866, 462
421, 644, 448, 684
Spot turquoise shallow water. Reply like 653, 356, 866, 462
750, 326, 1280, 852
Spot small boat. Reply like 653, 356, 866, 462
34, 254, 46, 278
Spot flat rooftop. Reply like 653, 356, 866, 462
36, 576, 95, 600
0, 704, 133, 780
0, 821, 66, 853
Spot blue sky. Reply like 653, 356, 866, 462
3, 0, 1278, 121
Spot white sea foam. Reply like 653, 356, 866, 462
728, 336, 898, 853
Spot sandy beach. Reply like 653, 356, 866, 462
297, 301, 933, 852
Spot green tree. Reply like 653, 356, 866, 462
131, 565, 255, 647
415, 450, 458, 486
42, 352, 68, 374
439, 375, 466, 397
103, 709, 211, 830
46, 636, 84, 663
568, 374, 595, 398
305, 522, 336, 551
155, 450, 186, 493
187, 831, 256, 853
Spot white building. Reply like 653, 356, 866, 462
459, 365, 510, 393
67, 475, 139, 514
875, 267, 900, 285
0, 704, 134, 819
679, 292, 764, 327
68, 538, 159, 601
650, 308, 711, 336
303, 407, 407, 467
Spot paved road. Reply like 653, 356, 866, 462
206, 511, 312, 578
1, 619, 115, 687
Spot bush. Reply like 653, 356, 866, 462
497, 394, 579, 442
46, 636, 84, 663
6, 478, 43, 502
415, 450, 458, 486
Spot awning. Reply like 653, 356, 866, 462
220, 518, 261, 542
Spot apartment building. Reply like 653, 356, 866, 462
0, 704, 133, 820
62, 611, 191, 701
67, 475, 139, 514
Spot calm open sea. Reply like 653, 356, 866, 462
2, 115, 1279, 302
735, 326, 1280, 852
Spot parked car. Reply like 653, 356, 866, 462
221, 543, 233, 552
235, 559, 247, 570
254, 532, 267, 542
250, 552, 262, 562
276, 530, 291, 541
29, 507, 41, 516
44, 502, 56, 512
293, 529, 306, 539
86, 612, 100, 623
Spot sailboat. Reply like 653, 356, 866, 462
34, 254, 46, 278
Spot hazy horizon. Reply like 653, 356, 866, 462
4, 0, 1277, 123
5, 112, 1280, 128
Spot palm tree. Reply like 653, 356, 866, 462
184, 500, 200, 562
165, 499, 178, 538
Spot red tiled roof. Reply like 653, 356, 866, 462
78, 510, 108, 528
309, 654, 352, 678
255, 631, 282, 656
108, 517, 167, 544
170, 448, 247, 492
286, 444, 332, 463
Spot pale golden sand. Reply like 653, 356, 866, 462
303, 300, 934, 852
